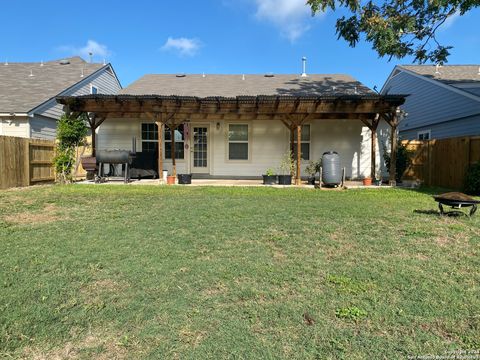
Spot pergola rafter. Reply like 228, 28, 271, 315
57, 94, 406, 185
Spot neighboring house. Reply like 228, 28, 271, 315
382, 65, 480, 140
58, 73, 405, 181
0, 57, 121, 140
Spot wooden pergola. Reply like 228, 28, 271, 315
56, 94, 406, 184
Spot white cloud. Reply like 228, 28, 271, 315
442, 11, 461, 29
254, 0, 320, 41
161, 37, 202, 57
58, 40, 111, 60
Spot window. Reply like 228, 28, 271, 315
228, 124, 249, 160
293, 124, 310, 160
165, 124, 185, 159
141, 123, 158, 152
90, 85, 98, 94
417, 130, 431, 140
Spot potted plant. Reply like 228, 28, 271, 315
277, 151, 295, 185
167, 174, 176, 185
262, 168, 277, 185
305, 160, 321, 185
177, 173, 192, 184
362, 176, 372, 186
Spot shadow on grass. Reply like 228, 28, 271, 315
413, 209, 440, 216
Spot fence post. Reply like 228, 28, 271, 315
427, 140, 433, 187
24, 139, 30, 186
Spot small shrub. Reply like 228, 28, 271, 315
53, 113, 88, 183
464, 162, 480, 195
278, 150, 296, 175
383, 140, 412, 182
335, 306, 367, 321
265, 168, 276, 176
305, 160, 321, 177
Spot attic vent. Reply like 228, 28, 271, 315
176, 74, 186, 78
59, 59, 70, 65
264, 73, 274, 78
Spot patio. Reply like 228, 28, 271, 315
76, 177, 390, 189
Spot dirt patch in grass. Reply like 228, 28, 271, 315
3, 204, 63, 225
81, 279, 129, 297
179, 327, 207, 348
20, 330, 130, 360
201, 282, 228, 297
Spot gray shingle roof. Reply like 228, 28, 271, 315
120, 74, 374, 97
0, 57, 104, 113
400, 65, 480, 85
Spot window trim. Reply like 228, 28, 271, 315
226, 122, 251, 162
140, 123, 158, 153
293, 124, 311, 160
90, 84, 98, 95
417, 129, 431, 141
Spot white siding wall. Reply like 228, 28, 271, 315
0, 117, 30, 138
97, 117, 384, 179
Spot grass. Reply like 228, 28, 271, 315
0, 184, 479, 359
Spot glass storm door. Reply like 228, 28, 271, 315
192, 126, 209, 173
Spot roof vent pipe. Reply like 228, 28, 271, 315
301, 56, 307, 78
4, 59, 8, 66
435, 64, 441, 75
477, 66, 480, 75
242, 74, 245, 80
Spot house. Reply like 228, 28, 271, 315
57, 72, 405, 183
382, 65, 480, 140
0, 57, 121, 140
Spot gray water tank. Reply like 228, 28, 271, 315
322, 151, 342, 186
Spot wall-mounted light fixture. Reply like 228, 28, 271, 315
216, 122, 221, 130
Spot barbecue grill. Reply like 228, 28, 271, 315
95, 138, 136, 183
433, 192, 479, 217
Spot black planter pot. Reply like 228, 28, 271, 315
177, 174, 192, 185
262, 175, 277, 185
278, 175, 292, 185
307, 176, 316, 185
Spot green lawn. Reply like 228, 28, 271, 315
0, 185, 479, 359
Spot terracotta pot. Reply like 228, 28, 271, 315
167, 175, 176, 185
363, 177, 372, 186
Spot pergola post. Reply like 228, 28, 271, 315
296, 124, 302, 185
170, 125, 176, 178
370, 117, 379, 180
389, 115, 399, 186
86, 113, 105, 157
156, 120, 164, 182
290, 127, 295, 164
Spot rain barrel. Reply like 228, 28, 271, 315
322, 151, 342, 186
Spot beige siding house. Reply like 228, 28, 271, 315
0, 57, 121, 140
89, 74, 398, 180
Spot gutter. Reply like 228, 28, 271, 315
0, 113, 29, 117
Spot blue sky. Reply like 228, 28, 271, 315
1, 0, 479, 89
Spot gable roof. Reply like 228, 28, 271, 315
0, 57, 106, 113
400, 65, 480, 86
120, 74, 374, 97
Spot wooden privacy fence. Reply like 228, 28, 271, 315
0, 136, 56, 189
402, 136, 480, 189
